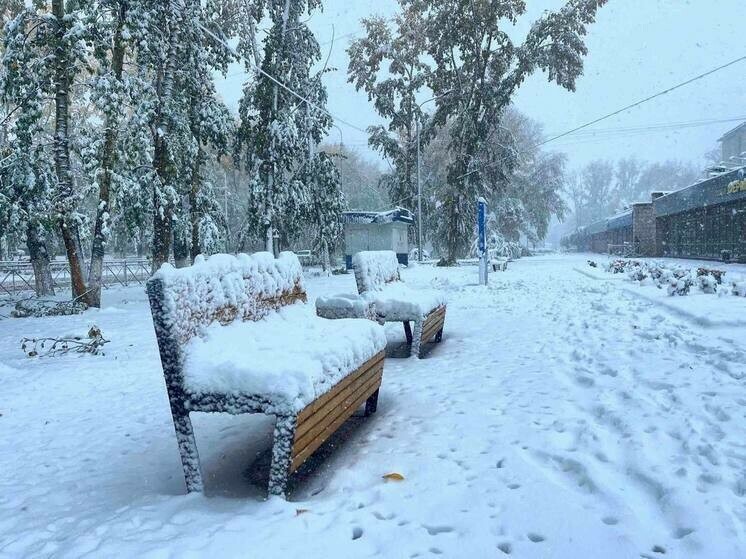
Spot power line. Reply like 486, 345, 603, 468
457, 54, 746, 180
177, 1, 369, 134
545, 117, 746, 149
546, 115, 746, 138
537, 54, 746, 147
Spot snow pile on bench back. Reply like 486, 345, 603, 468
353, 250, 401, 293
149, 251, 305, 344
184, 304, 386, 410
352, 250, 445, 320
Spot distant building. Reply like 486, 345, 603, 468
562, 167, 746, 262
719, 122, 746, 165
342, 208, 414, 269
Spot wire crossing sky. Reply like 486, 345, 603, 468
214, 0, 746, 170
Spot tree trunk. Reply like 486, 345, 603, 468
173, 228, 190, 268
26, 222, 55, 296
88, 1, 127, 307
189, 132, 203, 262
151, 27, 179, 273
321, 238, 331, 275
52, 0, 89, 302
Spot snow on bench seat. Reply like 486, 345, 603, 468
362, 282, 446, 321
315, 293, 376, 320
184, 304, 385, 411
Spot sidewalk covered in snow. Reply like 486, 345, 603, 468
2, 254, 746, 558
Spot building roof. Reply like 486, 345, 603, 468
607, 210, 633, 231
342, 207, 415, 225
718, 121, 746, 142
654, 167, 746, 217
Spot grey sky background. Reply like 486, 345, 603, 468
215, 0, 746, 173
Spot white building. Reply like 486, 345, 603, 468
342, 208, 414, 269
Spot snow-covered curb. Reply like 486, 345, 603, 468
573, 267, 625, 281
619, 286, 746, 328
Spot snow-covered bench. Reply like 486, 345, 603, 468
353, 251, 446, 358
146, 252, 386, 498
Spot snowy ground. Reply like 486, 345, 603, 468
2, 254, 746, 558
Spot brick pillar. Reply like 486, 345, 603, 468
632, 203, 656, 256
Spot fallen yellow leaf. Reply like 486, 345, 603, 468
382, 472, 405, 481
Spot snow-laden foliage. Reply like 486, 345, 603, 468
235, 0, 335, 253
605, 259, 743, 298
347, 6, 432, 230
566, 158, 699, 229
406, 0, 606, 263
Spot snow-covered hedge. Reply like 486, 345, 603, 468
602, 259, 745, 298
733, 281, 746, 297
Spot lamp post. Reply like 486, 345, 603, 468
415, 90, 453, 262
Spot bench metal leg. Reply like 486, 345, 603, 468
268, 415, 297, 498
364, 388, 379, 416
172, 411, 204, 493
435, 327, 443, 343
412, 319, 423, 358
403, 321, 413, 344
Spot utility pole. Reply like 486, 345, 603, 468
415, 90, 454, 262
416, 117, 422, 262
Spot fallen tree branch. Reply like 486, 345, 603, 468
21, 326, 109, 357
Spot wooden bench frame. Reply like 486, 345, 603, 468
353, 251, 446, 358
147, 262, 384, 498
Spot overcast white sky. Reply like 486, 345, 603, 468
215, 0, 746, 172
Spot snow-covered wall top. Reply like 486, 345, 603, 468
607, 210, 633, 231
655, 167, 746, 218
343, 207, 415, 225
583, 218, 609, 236
149, 252, 306, 344
353, 251, 401, 293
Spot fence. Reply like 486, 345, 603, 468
607, 242, 640, 258
0, 259, 151, 296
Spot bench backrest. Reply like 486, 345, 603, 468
353, 250, 401, 294
147, 252, 306, 389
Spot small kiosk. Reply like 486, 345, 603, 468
342, 208, 414, 269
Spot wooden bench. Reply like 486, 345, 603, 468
353, 250, 446, 358
147, 252, 386, 498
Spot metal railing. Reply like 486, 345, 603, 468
0, 259, 151, 296
607, 242, 640, 258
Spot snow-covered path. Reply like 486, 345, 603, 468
2, 254, 745, 558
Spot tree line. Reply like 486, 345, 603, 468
0, 0, 607, 302
565, 158, 699, 228
347, 0, 607, 264
0, 0, 343, 305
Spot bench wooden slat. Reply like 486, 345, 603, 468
294, 363, 383, 450
421, 306, 446, 344
296, 351, 384, 425
422, 321, 444, 344
295, 355, 383, 441
292, 371, 382, 464
291, 372, 382, 472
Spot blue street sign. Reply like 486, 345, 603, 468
477, 197, 487, 255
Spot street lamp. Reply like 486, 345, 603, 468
415, 90, 453, 262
